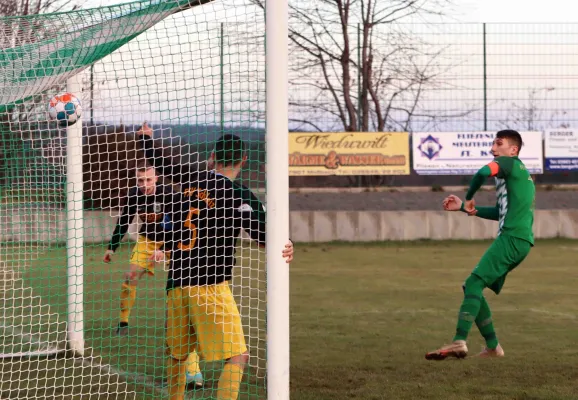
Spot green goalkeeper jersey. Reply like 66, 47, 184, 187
493, 156, 535, 245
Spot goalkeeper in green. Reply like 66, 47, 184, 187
426, 129, 535, 360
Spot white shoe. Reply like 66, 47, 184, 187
476, 344, 505, 358
425, 340, 468, 360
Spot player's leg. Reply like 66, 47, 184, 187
475, 236, 530, 357
425, 273, 485, 360
117, 263, 147, 336
190, 282, 248, 400
474, 294, 504, 357
218, 352, 250, 400
185, 352, 204, 389
167, 354, 188, 400
166, 287, 196, 400
425, 237, 504, 360
116, 236, 156, 335
455, 280, 502, 356
426, 235, 530, 360
162, 305, 204, 389
161, 304, 204, 389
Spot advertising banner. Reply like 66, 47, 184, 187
289, 132, 410, 176
412, 131, 543, 175
545, 129, 578, 171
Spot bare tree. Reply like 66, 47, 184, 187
248, 0, 474, 186
247, 0, 468, 133
0, 0, 83, 16
497, 87, 570, 131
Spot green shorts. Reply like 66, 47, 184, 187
471, 234, 532, 295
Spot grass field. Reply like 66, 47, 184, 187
1, 239, 578, 399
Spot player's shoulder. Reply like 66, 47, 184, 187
127, 186, 139, 197
232, 182, 265, 213
508, 156, 528, 172
178, 169, 210, 191
496, 156, 530, 179
197, 171, 237, 202
493, 156, 517, 174
231, 180, 257, 200
201, 170, 232, 190
157, 183, 174, 195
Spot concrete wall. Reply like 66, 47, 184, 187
1, 208, 577, 243
290, 210, 578, 242
0, 208, 139, 244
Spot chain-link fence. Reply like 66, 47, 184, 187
288, 22, 578, 187
3, 22, 578, 192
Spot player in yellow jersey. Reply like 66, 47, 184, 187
141, 131, 294, 400
103, 161, 204, 389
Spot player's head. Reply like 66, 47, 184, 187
492, 129, 523, 157
135, 162, 158, 195
210, 134, 247, 175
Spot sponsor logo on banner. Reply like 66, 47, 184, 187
545, 129, 578, 171
417, 135, 443, 160
288, 132, 410, 176
412, 131, 543, 175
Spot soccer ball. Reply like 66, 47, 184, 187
47, 92, 82, 126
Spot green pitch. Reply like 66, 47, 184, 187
291, 240, 578, 400
2, 240, 578, 399
0, 242, 266, 400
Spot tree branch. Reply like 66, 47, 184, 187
289, 119, 325, 132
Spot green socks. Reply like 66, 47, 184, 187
453, 275, 486, 342
475, 295, 499, 349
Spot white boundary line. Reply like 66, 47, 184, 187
75, 355, 167, 398
0, 243, 168, 399
0, 322, 63, 358
0, 323, 167, 398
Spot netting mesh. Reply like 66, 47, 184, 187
0, 0, 266, 398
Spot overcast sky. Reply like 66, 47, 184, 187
71, 0, 578, 130
455, 0, 578, 23
84, 0, 578, 23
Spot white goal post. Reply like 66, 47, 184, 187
265, 0, 290, 399
66, 74, 85, 357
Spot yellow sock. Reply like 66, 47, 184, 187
167, 357, 186, 400
119, 283, 137, 323
217, 363, 244, 400
185, 352, 201, 376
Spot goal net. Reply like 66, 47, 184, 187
0, 0, 277, 398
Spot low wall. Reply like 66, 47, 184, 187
0, 209, 140, 244
290, 210, 578, 242
1, 208, 576, 243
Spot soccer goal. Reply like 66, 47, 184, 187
0, 0, 288, 398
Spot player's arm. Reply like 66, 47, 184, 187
238, 188, 266, 247
462, 163, 499, 219
149, 193, 186, 263
137, 131, 196, 184
465, 156, 514, 201
460, 201, 499, 221
156, 192, 182, 253
106, 192, 137, 256
236, 190, 294, 262
465, 162, 499, 201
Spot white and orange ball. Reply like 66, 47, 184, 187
48, 92, 82, 126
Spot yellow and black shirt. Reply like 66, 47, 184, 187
107, 184, 174, 252
139, 135, 266, 288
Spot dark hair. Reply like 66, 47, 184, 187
135, 161, 155, 173
213, 134, 246, 166
496, 129, 523, 154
